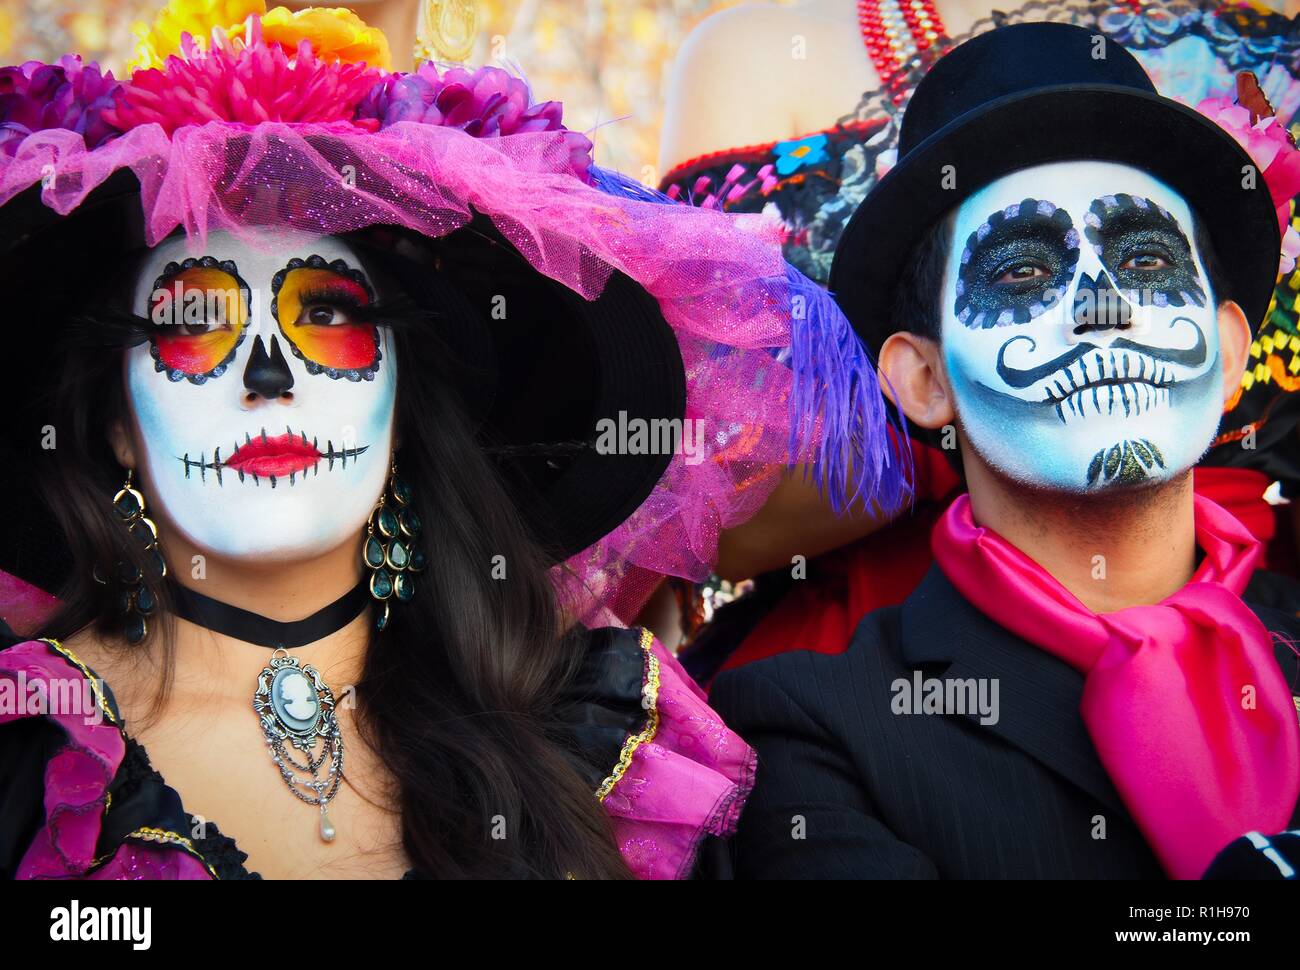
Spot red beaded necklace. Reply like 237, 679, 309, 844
857, 0, 1149, 103
856, 0, 949, 102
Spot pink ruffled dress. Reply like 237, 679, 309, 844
0, 629, 754, 880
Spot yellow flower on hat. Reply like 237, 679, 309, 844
259, 6, 392, 70
128, 0, 392, 72
128, 0, 267, 71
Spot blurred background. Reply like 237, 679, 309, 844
0, 0, 770, 178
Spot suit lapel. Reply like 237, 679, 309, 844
899, 565, 1130, 818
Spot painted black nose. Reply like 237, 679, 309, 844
243, 335, 295, 399
1072, 271, 1134, 334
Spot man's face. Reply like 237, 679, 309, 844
124, 229, 398, 562
940, 160, 1224, 492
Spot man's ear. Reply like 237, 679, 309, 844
877, 330, 955, 429
108, 417, 136, 471
1215, 300, 1251, 408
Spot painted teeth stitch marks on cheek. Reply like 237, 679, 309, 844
177, 426, 370, 488
954, 198, 1079, 330
1020, 339, 1183, 426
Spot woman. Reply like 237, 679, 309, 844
0, 5, 903, 879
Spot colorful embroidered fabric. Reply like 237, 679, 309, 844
660, 0, 1300, 483
0, 632, 753, 880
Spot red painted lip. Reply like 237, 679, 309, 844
226, 433, 321, 477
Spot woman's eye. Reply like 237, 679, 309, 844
179, 319, 231, 336
299, 303, 354, 326
994, 262, 1048, 284
1119, 252, 1170, 271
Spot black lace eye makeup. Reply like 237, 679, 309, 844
954, 199, 1080, 329
1083, 194, 1205, 308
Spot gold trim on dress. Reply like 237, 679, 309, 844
35, 640, 218, 879
595, 627, 660, 803
105, 828, 219, 879
39, 638, 119, 726
128, 826, 195, 849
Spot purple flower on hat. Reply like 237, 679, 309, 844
0, 55, 123, 157
355, 62, 593, 181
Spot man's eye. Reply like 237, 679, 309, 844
994, 262, 1049, 284
1119, 252, 1170, 271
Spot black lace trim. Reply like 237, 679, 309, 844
111, 737, 262, 880
188, 817, 261, 881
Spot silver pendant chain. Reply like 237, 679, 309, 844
252, 649, 345, 843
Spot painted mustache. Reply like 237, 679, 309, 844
995, 321, 1207, 390
177, 426, 369, 487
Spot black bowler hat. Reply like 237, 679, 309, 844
828, 21, 1281, 355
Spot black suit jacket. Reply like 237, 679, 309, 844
710, 564, 1300, 879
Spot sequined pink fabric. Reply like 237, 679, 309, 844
601, 638, 756, 879
0, 639, 212, 880
0, 569, 58, 638
79, 842, 212, 880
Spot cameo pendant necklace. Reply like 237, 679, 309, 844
168, 580, 370, 842
254, 650, 343, 842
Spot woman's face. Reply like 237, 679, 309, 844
120, 229, 398, 563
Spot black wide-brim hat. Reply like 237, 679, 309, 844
0, 170, 685, 595
828, 21, 1281, 355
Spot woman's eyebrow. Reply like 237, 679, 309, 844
283, 255, 367, 271
272, 256, 374, 286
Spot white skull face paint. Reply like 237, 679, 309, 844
940, 161, 1223, 491
126, 229, 397, 562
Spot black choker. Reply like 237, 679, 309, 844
166, 579, 371, 649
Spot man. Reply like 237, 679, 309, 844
711, 21, 1300, 879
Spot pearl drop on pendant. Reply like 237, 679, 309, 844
320, 806, 337, 843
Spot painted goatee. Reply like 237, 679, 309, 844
1087, 438, 1166, 487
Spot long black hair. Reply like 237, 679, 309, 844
30, 233, 633, 879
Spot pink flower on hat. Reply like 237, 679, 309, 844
1197, 86, 1300, 276
105, 18, 383, 134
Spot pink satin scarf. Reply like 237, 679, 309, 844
932, 493, 1300, 879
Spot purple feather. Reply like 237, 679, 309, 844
788, 265, 914, 515
586, 166, 914, 515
